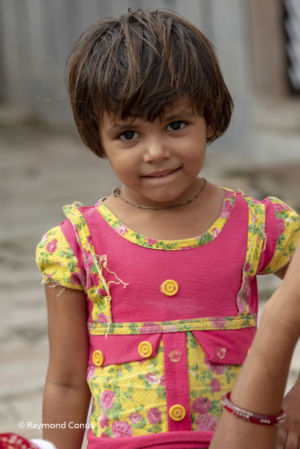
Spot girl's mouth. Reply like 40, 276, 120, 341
143, 167, 182, 178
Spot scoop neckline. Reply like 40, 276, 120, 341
95, 187, 236, 251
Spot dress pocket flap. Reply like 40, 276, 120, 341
89, 333, 162, 367
192, 327, 256, 365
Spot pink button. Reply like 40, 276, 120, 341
216, 347, 227, 360
169, 350, 182, 363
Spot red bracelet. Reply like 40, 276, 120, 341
221, 392, 287, 426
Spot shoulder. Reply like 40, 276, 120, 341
237, 191, 299, 241
36, 225, 67, 256
262, 195, 299, 221
223, 189, 299, 274
241, 194, 300, 274
35, 200, 103, 289
61, 201, 102, 231
35, 210, 91, 290
36, 224, 79, 270
237, 191, 299, 221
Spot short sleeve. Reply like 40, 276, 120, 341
36, 225, 84, 290
259, 197, 300, 274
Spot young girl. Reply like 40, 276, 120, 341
36, 9, 300, 449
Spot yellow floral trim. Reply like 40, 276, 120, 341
96, 188, 236, 250
236, 196, 266, 313
88, 314, 256, 335
63, 204, 128, 324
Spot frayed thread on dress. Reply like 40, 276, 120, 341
41, 279, 66, 297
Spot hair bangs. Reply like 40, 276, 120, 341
66, 9, 233, 157
94, 19, 209, 122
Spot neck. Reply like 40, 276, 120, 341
114, 178, 207, 211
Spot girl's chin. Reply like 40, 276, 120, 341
123, 179, 201, 208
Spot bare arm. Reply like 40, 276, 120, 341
43, 284, 91, 449
210, 243, 300, 449
275, 258, 300, 449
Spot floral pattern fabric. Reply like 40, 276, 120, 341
261, 196, 300, 273
88, 340, 167, 437
187, 332, 240, 432
88, 333, 240, 437
36, 226, 83, 290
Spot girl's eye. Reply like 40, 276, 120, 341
167, 121, 187, 131
119, 130, 138, 141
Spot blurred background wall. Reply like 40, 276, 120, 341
0, 0, 299, 161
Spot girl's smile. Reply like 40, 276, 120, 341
100, 100, 212, 208
142, 166, 182, 178
141, 166, 183, 183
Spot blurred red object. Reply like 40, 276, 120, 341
0, 433, 39, 449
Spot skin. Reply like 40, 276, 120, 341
43, 286, 90, 449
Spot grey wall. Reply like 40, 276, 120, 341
0, 0, 254, 153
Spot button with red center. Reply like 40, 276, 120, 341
138, 341, 153, 358
169, 404, 186, 421
92, 350, 104, 367
160, 279, 179, 296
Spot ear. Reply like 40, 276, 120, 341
207, 125, 214, 139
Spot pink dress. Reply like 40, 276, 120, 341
36, 189, 300, 448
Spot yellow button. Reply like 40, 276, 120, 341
92, 350, 104, 367
161, 280, 179, 296
169, 404, 186, 421
138, 341, 153, 358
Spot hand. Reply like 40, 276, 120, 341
276, 378, 300, 449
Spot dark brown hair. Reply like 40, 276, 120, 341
66, 9, 233, 157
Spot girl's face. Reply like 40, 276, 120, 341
100, 99, 211, 207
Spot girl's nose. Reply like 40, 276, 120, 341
143, 138, 170, 163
